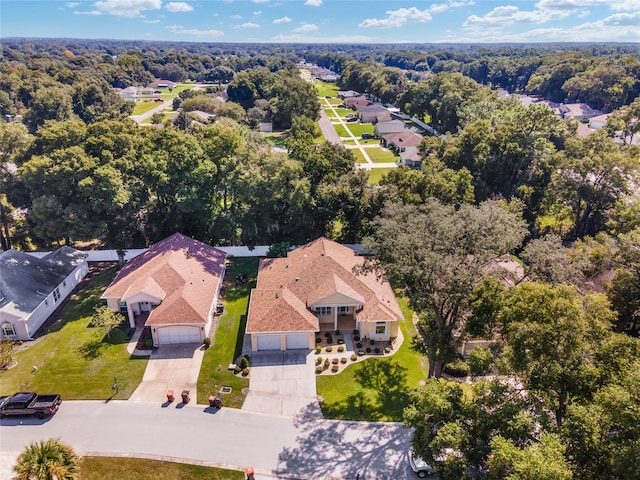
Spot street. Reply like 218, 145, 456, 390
0, 400, 417, 480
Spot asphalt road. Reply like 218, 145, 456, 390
0, 400, 417, 480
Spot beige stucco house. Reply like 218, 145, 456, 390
246, 238, 403, 351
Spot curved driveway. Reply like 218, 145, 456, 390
0, 401, 414, 479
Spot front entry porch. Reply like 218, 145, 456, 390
318, 313, 357, 333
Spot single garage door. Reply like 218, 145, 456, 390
286, 333, 309, 350
257, 334, 281, 351
157, 326, 201, 345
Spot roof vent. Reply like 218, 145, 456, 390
295, 277, 299, 282
275, 292, 279, 299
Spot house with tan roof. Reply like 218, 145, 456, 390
381, 131, 424, 152
101, 233, 226, 346
246, 238, 402, 351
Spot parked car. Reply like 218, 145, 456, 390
409, 449, 436, 478
338, 103, 346, 108
361, 133, 375, 139
0, 392, 61, 419
346, 117, 358, 122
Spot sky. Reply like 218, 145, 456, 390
1, 0, 639, 43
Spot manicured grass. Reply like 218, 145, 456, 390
263, 132, 288, 148
344, 123, 375, 137
350, 149, 367, 163
79, 457, 244, 480
342, 139, 356, 145
332, 108, 353, 118
0, 266, 148, 400
333, 124, 350, 137
197, 258, 259, 408
316, 295, 430, 422
314, 81, 339, 98
367, 167, 394, 185
131, 100, 162, 116
326, 98, 343, 106
367, 148, 399, 163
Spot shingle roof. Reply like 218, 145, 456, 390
383, 131, 423, 147
0, 247, 87, 317
247, 238, 402, 334
101, 233, 226, 326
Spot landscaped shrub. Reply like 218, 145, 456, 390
445, 359, 470, 377
316, 357, 322, 365
340, 357, 347, 364
143, 337, 153, 348
358, 350, 365, 356
353, 335, 360, 342
315, 346, 321, 354
366, 347, 372, 353
353, 329, 359, 335
316, 366, 323, 374
241, 368, 250, 376
326, 346, 333, 353
324, 358, 330, 370
351, 354, 358, 361
331, 364, 339, 372
332, 358, 339, 364
239, 356, 249, 369
327, 334, 333, 343
356, 342, 363, 349
384, 347, 391, 354
467, 347, 494, 376
370, 339, 375, 346
338, 339, 344, 345
335, 330, 341, 336
316, 337, 322, 343
337, 345, 345, 352
324, 332, 331, 337
203, 337, 211, 348
374, 347, 380, 354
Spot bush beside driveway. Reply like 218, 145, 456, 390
0, 265, 148, 399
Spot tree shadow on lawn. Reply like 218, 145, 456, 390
279, 413, 411, 479
320, 360, 411, 422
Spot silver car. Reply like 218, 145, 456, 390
409, 448, 436, 478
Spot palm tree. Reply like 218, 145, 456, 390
13, 438, 78, 480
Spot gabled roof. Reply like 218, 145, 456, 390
101, 233, 226, 326
247, 238, 402, 334
375, 120, 407, 135
357, 104, 389, 114
0, 247, 87, 318
383, 131, 423, 148
338, 90, 361, 98
345, 97, 371, 107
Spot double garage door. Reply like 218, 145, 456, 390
256, 333, 309, 351
157, 326, 201, 345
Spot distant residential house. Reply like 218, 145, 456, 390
575, 122, 593, 137
400, 150, 422, 169
374, 120, 407, 137
101, 233, 226, 346
345, 96, 371, 109
537, 99, 562, 115
189, 110, 215, 122
320, 74, 339, 82
149, 79, 177, 89
589, 113, 610, 130
558, 103, 603, 122
0, 247, 89, 340
116, 86, 157, 102
246, 238, 403, 351
338, 90, 361, 99
357, 104, 392, 123
259, 122, 273, 133
381, 131, 424, 152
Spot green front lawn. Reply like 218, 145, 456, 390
197, 257, 259, 408
367, 148, 399, 163
333, 124, 350, 137
332, 108, 353, 118
79, 457, 244, 480
0, 266, 148, 399
131, 100, 163, 116
316, 295, 429, 422
344, 123, 375, 137
350, 149, 367, 163
314, 81, 339, 98
367, 167, 394, 185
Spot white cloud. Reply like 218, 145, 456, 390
600, 11, 640, 25
359, 7, 432, 28
237, 22, 260, 28
304, 0, 323, 6
253, 10, 262, 15
166, 24, 224, 36
535, 0, 610, 10
93, 0, 161, 17
143, 19, 161, 23
230, 14, 242, 19
273, 16, 291, 24
464, 6, 565, 27
74, 10, 103, 15
66, 2, 80, 8
294, 23, 318, 32
165, 2, 193, 12
252, 0, 269, 3
611, 0, 640, 9
429, 0, 474, 14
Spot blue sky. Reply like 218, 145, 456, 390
2, 0, 639, 43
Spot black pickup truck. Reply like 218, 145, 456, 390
0, 392, 61, 419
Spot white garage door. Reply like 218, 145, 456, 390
157, 326, 201, 345
257, 334, 281, 351
286, 333, 309, 350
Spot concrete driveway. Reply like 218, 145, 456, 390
242, 351, 321, 418
129, 344, 204, 403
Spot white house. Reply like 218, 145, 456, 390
0, 247, 89, 340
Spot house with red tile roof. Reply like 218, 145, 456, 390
101, 233, 226, 346
246, 238, 402, 351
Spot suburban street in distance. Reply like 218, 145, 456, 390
0, 400, 416, 480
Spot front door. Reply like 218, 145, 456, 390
140, 302, 150, 312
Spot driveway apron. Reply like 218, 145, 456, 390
242, 351, 322, 418
129, 344, 204, 403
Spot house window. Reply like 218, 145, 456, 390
53, 288, 61, 302
1, 322, 16, 337
375, 322, 386, 334
315, 306, 332, 316
118, 301, 128, 314
63, 280, 67, 287
338, 306, 350, 314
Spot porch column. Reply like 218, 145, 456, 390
126, 303, 135, 328
334, 307, 338, 331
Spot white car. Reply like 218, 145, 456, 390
409, 449, 436, 478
